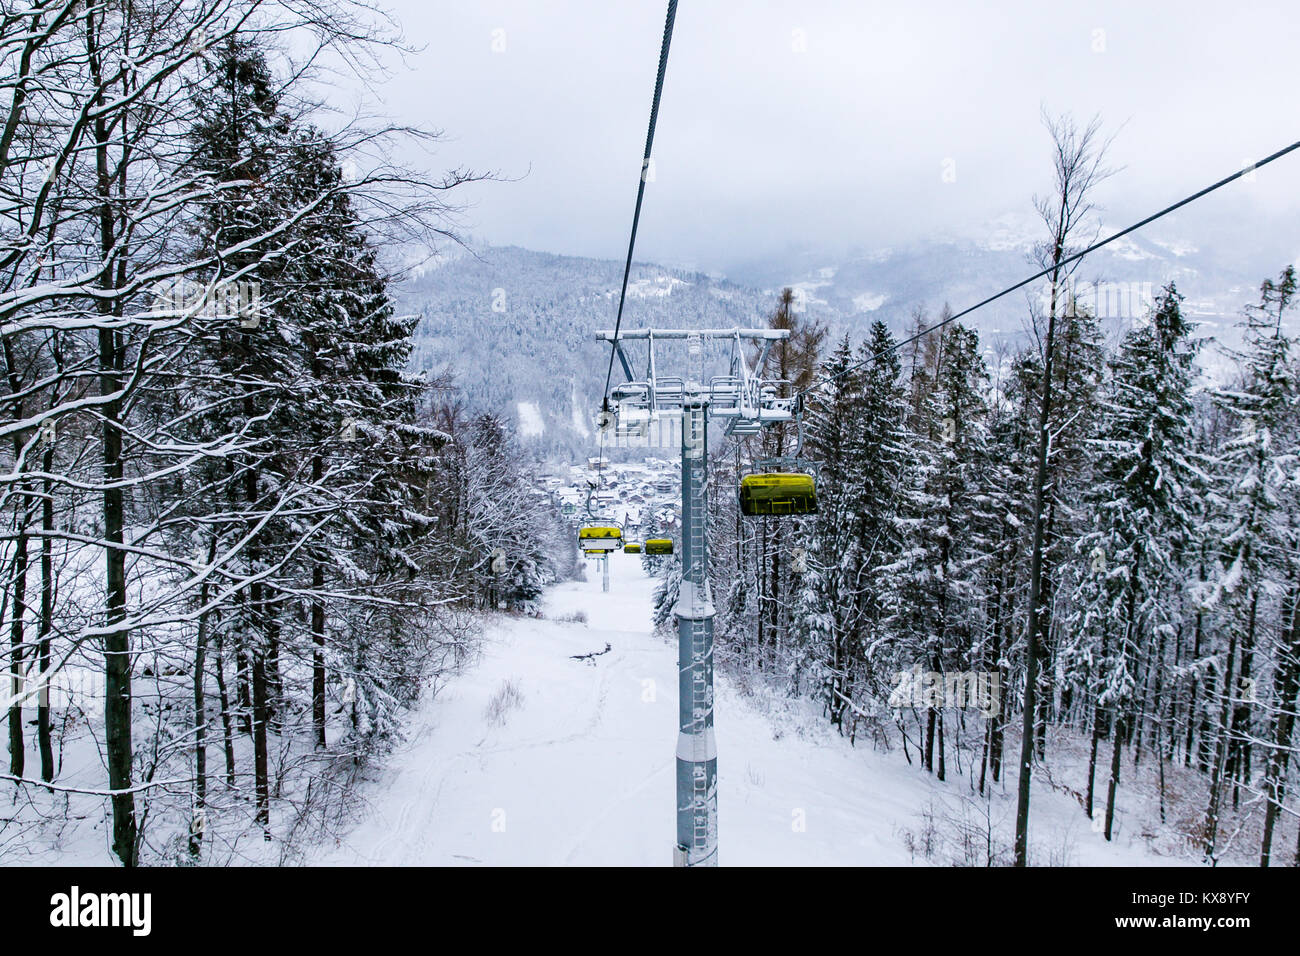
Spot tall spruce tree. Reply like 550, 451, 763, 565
1074, 284, 1200, 842
892, 321, 989, 780
1206, 267, 1298, 862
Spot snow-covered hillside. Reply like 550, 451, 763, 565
314, 554, 1208, 867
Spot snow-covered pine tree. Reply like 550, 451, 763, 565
846, 323, 917, 708
891, 320, 990, 780
972, 344, 1035, 790
794, 323, 917, 738
176, 33, 465, 830
1014, 299, 1106, 758
792, 335, 864, 726
179, 35, 313, 835
1073, 284, 1201, 842
463, 413, 554, 613
1205, 266, 1298, 862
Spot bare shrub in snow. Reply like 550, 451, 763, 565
898, 800, 943, 863
484, 679, 525, 726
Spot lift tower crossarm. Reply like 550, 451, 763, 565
595, 328, 790, 341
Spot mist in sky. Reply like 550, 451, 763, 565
359, 0, 1300, 273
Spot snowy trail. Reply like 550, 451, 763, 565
317, 554, 1185, 867
317, 554, 677, 866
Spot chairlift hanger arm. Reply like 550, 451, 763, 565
596, 327, 793, 408
596, 328, 791, 342
647, 330, 656, 409
614, 343, 636, 382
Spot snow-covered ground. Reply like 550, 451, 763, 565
315, 554, 1207, 867
516, 401, 545, 437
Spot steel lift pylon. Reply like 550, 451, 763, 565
595, 327, 796, 867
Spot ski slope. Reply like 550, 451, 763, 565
317, 554, 1192, 866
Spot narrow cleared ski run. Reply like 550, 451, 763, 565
317, 555, 1188, 867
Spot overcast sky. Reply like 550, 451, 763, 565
362, 0, 1300, 273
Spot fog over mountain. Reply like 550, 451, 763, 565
400, 225, 1299, 456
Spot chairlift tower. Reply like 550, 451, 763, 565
596, 327, 795, 867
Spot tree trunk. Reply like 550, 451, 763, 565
311, 452, 327, 748
924, 702, 936, 773
1013, 285, 1058, 865
1260, 585, 1299, 866
1104, 571, 1141, 841
756, 518, 767, 670
936, 709, 946, 782
1033, 518, 1056, 761
252, 642, 270, 838
1204, 622, 1241, 860
100, 322, 135, 866
190, 571, 211, 860
1228, 591, 1257, 810
979, 719, 990, 795
1186, 602, 1204, 769
1156, 719, 1167, 824
312, 562, 327, 749
246, 450, 270, 837
266, 601, 282, 734
234, 629, 252, 735
86, 0, 137, 868
37, 459, 54, 781
213, 627, 236, 788
987, 560, 1008, 783
8, 520, 27, 777
1104, 710, 1124, 840
1134, 623, 1168, 769
1085, 696, 1104, 819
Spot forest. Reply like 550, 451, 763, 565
0, 0, 574, 865
652, 123, 1300, 865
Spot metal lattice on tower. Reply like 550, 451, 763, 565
675, 392, 716, 865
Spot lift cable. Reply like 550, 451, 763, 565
600, 0, 679, 413
797, 137, 1300, 398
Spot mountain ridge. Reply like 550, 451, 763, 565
398, 237, 1296, 456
